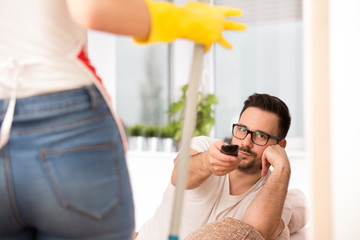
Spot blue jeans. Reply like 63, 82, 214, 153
0, 85, 134, 240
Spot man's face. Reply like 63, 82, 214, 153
231, 107, 281, 173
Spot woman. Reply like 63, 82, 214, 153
0, 0, 245, 239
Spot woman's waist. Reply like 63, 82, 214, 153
0, 77, 93, 99
0, 55, 95, 99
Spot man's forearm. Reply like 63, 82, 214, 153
243, 166, 290, 239
171, 151, 212, 189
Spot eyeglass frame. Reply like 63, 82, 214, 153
232, 124, 283, 146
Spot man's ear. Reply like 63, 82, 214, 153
279, 139, 287, 148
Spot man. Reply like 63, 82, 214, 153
136, 93, 292, 240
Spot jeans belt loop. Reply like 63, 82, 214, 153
86, 85, 98, 110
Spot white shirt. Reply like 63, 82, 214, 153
136, 136, 292, 240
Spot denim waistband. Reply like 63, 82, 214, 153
0, 85, 100, 149
0, 85, 102, 116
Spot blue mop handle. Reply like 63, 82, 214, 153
168, 235, 180, 240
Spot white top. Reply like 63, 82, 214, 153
0, 0, 95, 99
136, 136, 292, 240
0, 0, 112, 148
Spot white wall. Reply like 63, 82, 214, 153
126, 151, 177, 231
304, 0, 360, 239
330, 0, 360, 239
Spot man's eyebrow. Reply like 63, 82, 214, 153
238, 123, 271, 135
237, 124, 248, 130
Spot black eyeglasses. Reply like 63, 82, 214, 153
232, 124, 283, 146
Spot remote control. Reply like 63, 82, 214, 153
220, 144, 239, 157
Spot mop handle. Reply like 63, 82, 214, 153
168, 43, 204, 240
168, 0, 210, 236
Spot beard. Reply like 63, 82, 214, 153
237, 146, 261, 173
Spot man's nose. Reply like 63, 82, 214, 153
241, 132, 253, 147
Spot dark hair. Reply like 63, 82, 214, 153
239, 93, 291, 139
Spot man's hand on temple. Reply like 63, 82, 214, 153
261, 144, 291, 178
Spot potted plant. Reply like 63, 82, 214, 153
128, 123, 145, 151
167, 84, 219, 150
159, 124, 176, 152
144, 124, 161, 152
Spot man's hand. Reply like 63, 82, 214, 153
207, 141, 240, 176
172, 140, 239, 189
261, 144, 291, 177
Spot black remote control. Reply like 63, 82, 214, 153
220, 144, 239, 157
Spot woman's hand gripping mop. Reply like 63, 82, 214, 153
133, 1, 246, 239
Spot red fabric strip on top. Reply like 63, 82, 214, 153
77, 45, 103, 84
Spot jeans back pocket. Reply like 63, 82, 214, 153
39, 141, 122, 220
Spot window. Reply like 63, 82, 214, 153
214, 0, 304, 151
87, 0, 304, 151
115, 38, 170, 128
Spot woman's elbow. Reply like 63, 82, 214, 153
66, 0, 104, 30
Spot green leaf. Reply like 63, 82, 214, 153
165, 83, 219, 140
168, 101, 184, 115
205, 94, 219, 105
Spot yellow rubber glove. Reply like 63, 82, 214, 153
134, 0, 247, 52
